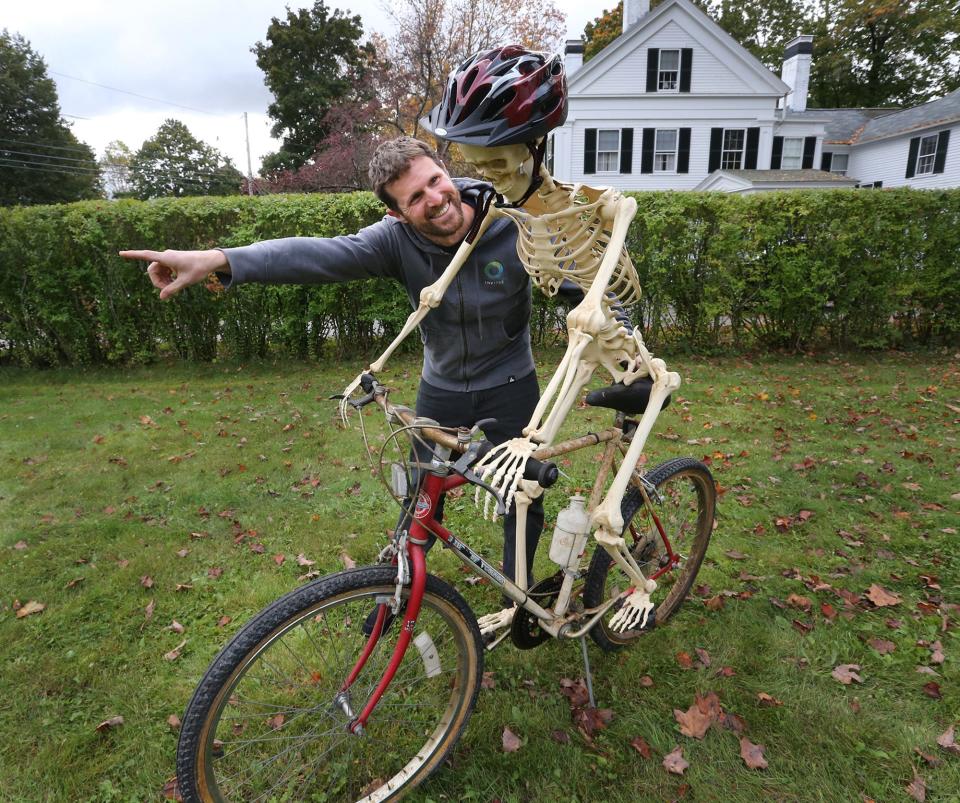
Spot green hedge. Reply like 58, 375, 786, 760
1, 189, 957, 366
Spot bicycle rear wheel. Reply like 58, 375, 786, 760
176, 566, 483, 802
584, 457, 715, 651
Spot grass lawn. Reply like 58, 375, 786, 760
1, 348, 957, 802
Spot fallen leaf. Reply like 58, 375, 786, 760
662, 745, 688, 775
217, 616, 231, 628
161, 776, 181, 801
906, 771, 926, 802
740, 737, 768, 770
481, 671, 496, 690
832, 664, 862, 685
724, 550, 747, 560
630, 736, 652, 758
96, 715, 124, 732
15, 600, 45, 619
757, 692, 783, 707
914, 747, 942, 768
937, 725, 959, 756
502, 726, 521, 753
867, 638, 896, 655
208, 566, 224, 579
249, 543, 265, 554
266, 713, 285, 730
574, 706, 613, 737
820, 602, 838, 620
145, 599, 155, 622
639, 675, 654, 687
340, 552, 356, 570
695, 647, 711, 667
676, 651, 694, 669
674, 704, 712, 739
787, 593, 812, 611
559, 677, 590, 708
141, 575, 154, 589
272, 554, 286, 566
164, 639, 187, 661
167, 714, 181, 731
721, 712, 746, 734
865, 584, 901, 607
550, 729, 570, 744
168, 620, 185, 634
929, 641, 945, 665
296, 553, 315, 567
922, 682, 942, 700
14, 540, 27, 550
704, 595, 725, 612
714, 666, 736, 677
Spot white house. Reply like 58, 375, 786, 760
549, 0, 958, 192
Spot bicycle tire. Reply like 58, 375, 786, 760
176, 565, 483, 802
584, 457, 715, 652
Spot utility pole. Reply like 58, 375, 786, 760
243, 112, 255, 196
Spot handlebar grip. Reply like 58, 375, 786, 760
360, 373, 376, 393
524, 456, 559, 488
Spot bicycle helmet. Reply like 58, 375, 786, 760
422, 45, 567, 147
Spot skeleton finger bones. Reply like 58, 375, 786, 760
337, 372, 365, 424
609, 588, 656, 633
473, 437, 537, 520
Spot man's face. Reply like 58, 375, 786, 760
386, 156, 466, 245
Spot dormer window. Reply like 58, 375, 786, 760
658, 50, 680, 91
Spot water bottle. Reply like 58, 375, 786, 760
548, 495, 591, 569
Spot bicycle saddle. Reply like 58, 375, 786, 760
584, 377, 671, 415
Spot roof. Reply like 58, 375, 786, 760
694, 168, 859, 192
568, 0, 789, 96
785, 108, 895, 143
857, 88, 960, 144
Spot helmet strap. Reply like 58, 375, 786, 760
465, 186, 495, 244
494, 138, 547, 209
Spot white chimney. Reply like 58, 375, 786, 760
623, 0, 651, 35
564, 39, 584, 78
781, 35, 813, 112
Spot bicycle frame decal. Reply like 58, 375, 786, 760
413, 491, 432, 519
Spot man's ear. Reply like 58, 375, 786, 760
387, 208, 407, 222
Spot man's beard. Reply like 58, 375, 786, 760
413, 192, 464, 240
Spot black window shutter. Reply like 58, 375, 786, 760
802, 136, 816, 168
584, 128, 597, 174
933, 130, 950, 173
641, 128, 655, 174
905, 136, 920, 178
874, 181, 883, 188
620, 128, 634, 174
771, 136, 784, 169
679, 48, 693, 92
821, 151, 833, 171
678, 128, 691, 173
646, 49, 659, 92
708, 128, 723, 172
745, 127, 760, 169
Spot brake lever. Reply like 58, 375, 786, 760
450, 441, 506, 516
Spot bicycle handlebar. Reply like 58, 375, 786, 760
358, 373, 559, 490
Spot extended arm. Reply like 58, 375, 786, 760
119, 249, 230, 300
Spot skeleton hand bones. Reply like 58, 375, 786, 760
609, 587, 656, 632
473, 437, 538, 520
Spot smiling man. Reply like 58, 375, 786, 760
120, 135, 544, 592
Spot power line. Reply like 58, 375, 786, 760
0, 157, 244, 189
50, 71, 218, 116
0, 136, 98, 155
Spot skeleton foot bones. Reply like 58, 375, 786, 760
609, 588, 656, 633
473, 437, 538, 520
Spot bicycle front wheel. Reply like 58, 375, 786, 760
584, 457, 715, 651
176, 566, 483, 802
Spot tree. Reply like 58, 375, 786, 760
808, 0, 960, 108
380, 0, 567, 159
253, 1, 376, 172
0, 29, 101, 206
99, 140, 135, 199
583, 4, 622, 62
129, 120, 243, 199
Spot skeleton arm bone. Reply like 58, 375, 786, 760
338, 209, 497, 415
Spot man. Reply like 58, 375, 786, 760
120, 135, 544, 589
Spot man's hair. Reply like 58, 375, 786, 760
368, 137, 445, 211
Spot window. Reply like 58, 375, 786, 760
915, 134, 938, 175
654, 129, 678, 172
830, 153, 848, 175
596, 129, 620, 172
658, 49, 680, 91
721, 129, 745, 170
781, 137, 803, 169
545, 134, 555, 174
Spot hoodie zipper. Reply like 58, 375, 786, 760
456, 272, 469, 383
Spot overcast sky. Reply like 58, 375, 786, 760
6, 0, 618, 174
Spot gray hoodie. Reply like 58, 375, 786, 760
220, 179, 534, 392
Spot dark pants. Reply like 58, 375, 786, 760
403, 371, 545, 588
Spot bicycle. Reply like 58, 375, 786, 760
174, 373, 716, 802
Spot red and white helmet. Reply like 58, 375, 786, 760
422, 45, 567, 147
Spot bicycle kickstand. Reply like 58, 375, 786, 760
578, 636, 597, 709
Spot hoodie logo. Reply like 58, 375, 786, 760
483, 261, 505, 285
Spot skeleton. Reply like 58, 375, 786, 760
342, 142, 681, 633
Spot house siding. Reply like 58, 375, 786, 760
849, 127, 958, 188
